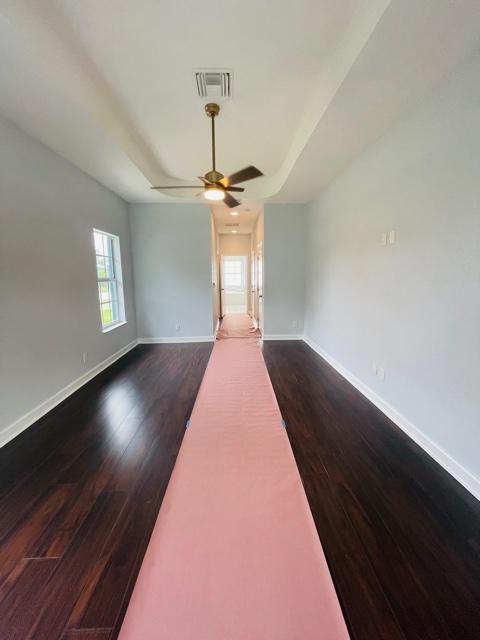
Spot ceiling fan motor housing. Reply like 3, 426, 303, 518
205, 170, 224, 183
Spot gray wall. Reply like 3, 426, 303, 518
264, 204, 306, 337
129, 204, 213, 340
0, 115, 136, 443
304, 53, 480, 491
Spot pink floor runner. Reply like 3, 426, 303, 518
118, 317, 349, 639
215, 313, 261, 339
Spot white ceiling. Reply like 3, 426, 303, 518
212, 201, 262, 235
1, 1, 480, 205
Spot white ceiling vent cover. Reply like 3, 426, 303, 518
195, 70, 232, 98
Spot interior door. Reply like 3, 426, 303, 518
256, 241, 263, 331
250, 250, 256, 320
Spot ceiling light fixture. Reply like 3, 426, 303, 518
230, 211, 239, 216
231, 230, 238, 234
204, 186, 225, 201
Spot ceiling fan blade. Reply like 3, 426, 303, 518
224, 186, 245, 193
220, 166, 263, 187
198, 176, 211, 184
223, 192, 241, 208
151, 185, 200, 190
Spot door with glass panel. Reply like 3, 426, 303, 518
221, 255, 247, 314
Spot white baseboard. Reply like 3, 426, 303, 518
262, 334, 303, 341
0, 340, 138, 449
138, 336, 214, 344
303, 336, 480, 502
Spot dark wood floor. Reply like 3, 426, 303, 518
0, 344, 212, 640
263, 340, 480, 640
0, 341, 479, 639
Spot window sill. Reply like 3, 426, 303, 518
102, 320, 128, 334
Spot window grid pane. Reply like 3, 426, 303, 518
111, 299, 120, 323
104, 257, 114, 279
223, 256, 246, 291
98, 282, 111, 304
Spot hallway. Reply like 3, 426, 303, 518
215, 313, 261, 339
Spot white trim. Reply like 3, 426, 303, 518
262, 334, 303, 341
0, 340, 138, 449
102, 320, 128, 333
303, 336, 480, 501
138, 336, 214, 344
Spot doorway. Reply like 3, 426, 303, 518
221, 255, 247, 314
254, 241, 263, 331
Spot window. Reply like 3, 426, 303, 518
223, 256, 246, 291
93, 229, 126, 331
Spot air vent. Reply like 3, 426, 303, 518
195, 70, 232, 98
225, 222, 239, 227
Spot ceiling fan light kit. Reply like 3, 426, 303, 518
151, 103, 263, 208
204, 186, 225, 201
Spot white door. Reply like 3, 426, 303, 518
256, 242, 263, 332
221, 255, 247, 314
250, 250, 256, 319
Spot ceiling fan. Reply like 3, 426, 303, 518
151, 103, 263, 208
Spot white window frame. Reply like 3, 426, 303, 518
222, 255, 247, 292
93, 229, 127, 332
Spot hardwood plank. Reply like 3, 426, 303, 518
66, 490, 157, 631
0, 484, 73, 586
27, 491, 127, 639
62, 629, 112, 639
0, 559, 59, 640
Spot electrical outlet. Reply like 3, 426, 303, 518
292, 320, 298, 329
82, 351, 88, 364
175, 323, 181, 332
380, 232, 387, 246
388, 230, 396, 244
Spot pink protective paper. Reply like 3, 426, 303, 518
118, 317, 350, 640
215, 313, 261, 339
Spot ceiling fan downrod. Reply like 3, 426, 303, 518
204, 103, 223, 183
